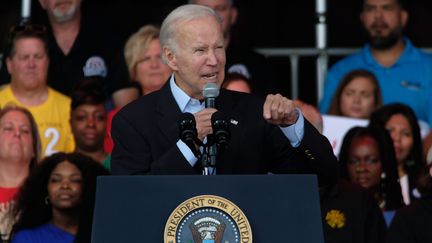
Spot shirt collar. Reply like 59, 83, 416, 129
170, 75, 202, 113
363, 37, 421, 67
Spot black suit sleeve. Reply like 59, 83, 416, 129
270, 119, 338, 186
111, 110, 197, 175
298, 119, 339, 186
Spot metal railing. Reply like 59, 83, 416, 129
13, 0, 432, 104
256, 47, 432, 102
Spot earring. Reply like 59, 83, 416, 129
44, 196, 50, 205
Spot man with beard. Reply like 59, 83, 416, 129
28, 0, 130, 106
320, 0, 432, 127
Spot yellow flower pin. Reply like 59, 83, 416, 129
325, 209, 345, 229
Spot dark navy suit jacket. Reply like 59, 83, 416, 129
111, 81, 338, 186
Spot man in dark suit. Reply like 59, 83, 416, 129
111, 4, 337, 186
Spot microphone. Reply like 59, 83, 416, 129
202, 83, 220, 174
178, 112, 199, 158
202, 83, 220, 108
211, 111, 230, 152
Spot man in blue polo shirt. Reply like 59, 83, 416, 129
320, 0, 432, 126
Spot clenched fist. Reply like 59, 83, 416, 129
263, 94, 298, 127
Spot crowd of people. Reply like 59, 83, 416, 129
0, 0, 431, 242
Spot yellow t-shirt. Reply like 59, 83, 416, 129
0, 85, 75, 157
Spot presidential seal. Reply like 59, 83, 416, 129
164, 195, 252, 243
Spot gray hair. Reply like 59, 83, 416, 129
160, 4, 222, 64
188, 0, 233, 7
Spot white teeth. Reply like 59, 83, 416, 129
59, 194, 72, 199
203, 74, 216, 79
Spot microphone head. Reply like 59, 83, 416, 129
178, 112, 196, 128
211, 111, 226, 124
178, 112, 197, 144
202, 83, 220, 99
178, 112, 200, 157
211, 111, 230, 150
179, 112, 195, 122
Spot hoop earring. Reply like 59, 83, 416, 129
44, 196, 50, 205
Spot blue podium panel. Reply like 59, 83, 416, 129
92, 174, 324, 243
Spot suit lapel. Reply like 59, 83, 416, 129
155, 82, 182, 144
215, 89, 244, 173
217, 89, 242, 133
152, 86, 247, 173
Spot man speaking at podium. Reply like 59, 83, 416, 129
111, 4, 337, 186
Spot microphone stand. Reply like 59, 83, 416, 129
201, 136, 217, 175
201, 83, 219, 176
201, 112, 230, 176
178, 109, 223, 176
178, 112, 216, 176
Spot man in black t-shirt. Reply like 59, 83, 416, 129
37, 0, 131, 101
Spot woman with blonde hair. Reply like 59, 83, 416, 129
105, 25, 173, 155
124, 25, 172, 95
